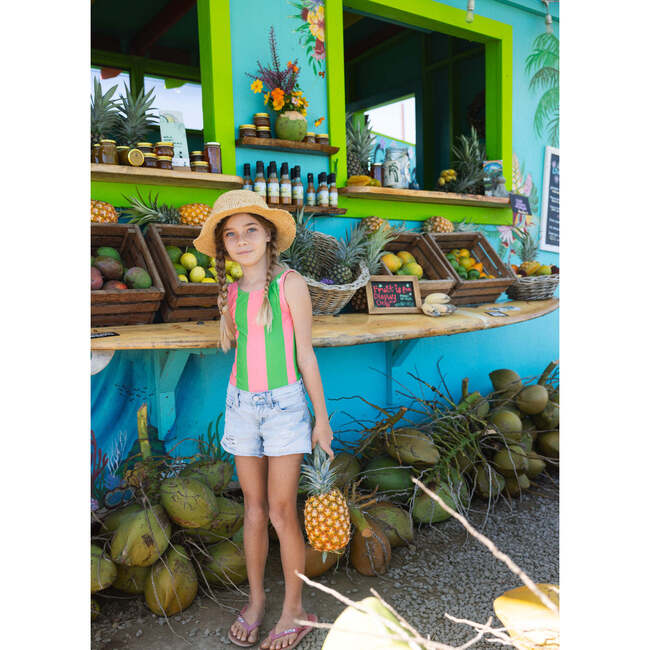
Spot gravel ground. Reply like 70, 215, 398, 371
92, 475, 558, 649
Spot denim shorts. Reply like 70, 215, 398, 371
221, 378, 313, 458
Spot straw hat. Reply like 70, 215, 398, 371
193, 189, 296, 257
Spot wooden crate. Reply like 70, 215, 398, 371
145, 224, 221, 322
380, 231, 456, 298
91, 223, 164, 326
426, 232, 516, 305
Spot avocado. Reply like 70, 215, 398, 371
165, 245, 183, 264
96, 246, 122, 263
94, 256, 124, 280
188, 246, 210, 268
124, 266, 153, 289
173, 263, 186, 276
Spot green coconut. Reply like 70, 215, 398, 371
385, 428, 439, 467
457, 390, 490, 418
489, 369, 523, 397
362, 455, 414, 498
364, 502, 414, 547
145, 546, 198, 616
536, 431, 559, 460
91, 598, 100, 620
533, 401, 559, 431
549, 387, 559, 404
91, 544, 117, 592
493, 445, 528, 478
519, 431, 534, 453
202, 540, 247, 587
515, 385, 549, 415
182, 497, 244, 543
231, 525, 244, 545
275, 110, 307, 141
331, 452, 362, 489
322, 596, 416, 650
474, 464, 506, 499
102, 503, 143, 533
160, 476, 220, 528
110, 505, 171, 567
179, 459, 233, 494
525, 450, 547, 479
112, 565, 151, 594
412, 482, 457, 524
451, 447, 480, 474
490, 409, 523, 441
505, 473, 531, 498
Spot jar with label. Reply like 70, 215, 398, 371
253, 112, 271, 128
99, 139, 118, 165
190, 150, 205, 163
191, 161, 209, 173
143, 153, 158, 168
371, 162, 384, 185
267, 162, 280, 204
304, 132, 316, 144
137, 142, 154, 155
204, 142, 222, 173
328, 173, 338, 208
279, 162, 292, 205
239, 124, 257, 139
292, 166, 304, 206
92, 143, 101, 163
317, 172, 329, 207
306, 173, 316, 206
155, 141, 174, 157
116, 146, 130, 165
316, 134, 329, 145
382, 146, 411, 189
242, 163, 253, 191
157, 155, 173, 170
254, 161, 266, 199
256, 126, 272, 139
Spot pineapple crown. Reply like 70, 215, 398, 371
346, 113, 376, 160
362, 222, 403, 274
451, 126, 485, 194
334, 222, 367, 267
301, 444, 338, 496
514, 228, 538, 262
279, 206, 315, 274
122, 188, 180, 225
91, 78, 120, 144
115, 83, 158, 147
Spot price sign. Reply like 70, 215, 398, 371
540, 146, 559, 252
366, 275, 422, 314
509, 193, 532, 224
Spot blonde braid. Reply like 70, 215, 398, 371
256, 229, 278, 330
214, 223, 236, 352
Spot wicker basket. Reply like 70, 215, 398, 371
506, 274, 559, 301
303, 231, 370, 315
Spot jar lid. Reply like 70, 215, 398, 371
100, 139, 116, 144
240, 124, 256, 129
192, 161, 209, 167
306, 132, 316, 136
190, 150, 204, 155
143, 153, 157, 158
316, 133, 329, 138
205, 141, 220, 146
157, 155, 173, 161
256, 125, 271, 130
137, 142, 153, 147
116, 145, 129, 150
155, 141, 174, 147
92, 143, 100, 147
254, 112, 270, 117
127, 148, 144, 166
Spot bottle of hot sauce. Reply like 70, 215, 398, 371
280, 162, 292, 206
292, 165, 304, 207
306, 173, 316, 206
253, 161, 266, 200
267, 162, 279, 205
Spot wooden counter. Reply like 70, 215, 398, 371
91, 299, 558, 351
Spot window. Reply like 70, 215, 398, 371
143, 76, 203, 131
365, 97, 415, 144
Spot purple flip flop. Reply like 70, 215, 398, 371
264, 613, 317, 650
228, 604, 264, 648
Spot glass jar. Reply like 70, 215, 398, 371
382, 146, 411, 189
143, 153, 158, 168
91, 143, 101, 163
136, 142, 153, 155
99, 139, 119, 165
371, 162, 384, 185
316, 133, 329, 145
157, 155, 173, 170
253, 112, 271, 128
204, 142, 222, 173
116, 146, 130, 165
239, 124, 257, 138
256, 126, 272, 139
154, 141, 174, 157
191, 161, 210, 173
304, 132, 316, 143
190, 150, 205, 163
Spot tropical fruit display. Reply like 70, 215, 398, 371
122, 188, 211, 227
346, 113, 375, 178
422, 215, 454, 233
380, 249, 424, 279
511, 230, 559, 277
91, 244, 153, 291
162, 240, 242, 285
91, 199, 119, 223
444, 247, 494, 280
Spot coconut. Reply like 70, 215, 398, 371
364, 502, 414, 547
322, 596, 416, 650
102, 503, 142, 533
91, 598, 100, 620
91, 544, 117, 592
304, 543, 342, 578
519, 431, 534, 453
493, 445, 528, 478
145, 546, 198, 616
350, 521, 391, 576
160, 476, 220, 528
536, 431, 559, 460
362, 456, 413, 498
331, 452, 362, 489
533, 401, 559, 431
112, 565, 151, 594
179, 459, 233, 494
231, 525, 244, 545
385, 428, 439, 467
525, 450, 547, 479
457, 391, 490, 418
110, 504, 171, 567
490, 409, 523, 441
202, 540, 247, 587
516, 385, 549, 415
505, 473, 531, 497
489, 369, 523, 397
474, 464, 506, 499
182, 497, 244, 544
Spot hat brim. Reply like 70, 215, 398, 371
193, 204, 296, 258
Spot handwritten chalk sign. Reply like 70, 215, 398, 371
366, 275, 422, 314
540, 146, 559, 252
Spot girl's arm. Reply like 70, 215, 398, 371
284, 272, 334, 460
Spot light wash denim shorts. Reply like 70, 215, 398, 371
221, 378, 313, 458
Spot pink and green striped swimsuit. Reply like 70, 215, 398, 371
227, 268, 302, 391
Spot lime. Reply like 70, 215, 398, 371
180, 252, 198, 271
458, 269, 468, 279
467, 269, 480, 280
189, 266, 206, 282
165, 245, 183, 264
178, 274, 188, 283
174, 263, 186, 275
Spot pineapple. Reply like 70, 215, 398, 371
450, 127, 485, 195
363, 216, 391, 235
516, 230, 541, 276
122, 189, 180, 226
115, 84, 158, 147
422, 216, 454, 233
329, 224, 367, 285
302, 445, 351, 554
91, 199, 119, 223
346, 113, 375, 178
178, 203, 211, 226
90, 78, 119, 144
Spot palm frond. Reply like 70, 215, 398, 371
533, 87, 559, 140
529, 66, 559, 92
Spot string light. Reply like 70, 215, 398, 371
466, 0, 475, 23
542, 0, 553, 34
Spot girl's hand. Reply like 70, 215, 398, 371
311, 420, 334, 461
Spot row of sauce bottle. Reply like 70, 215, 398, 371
242, 161, 337, 208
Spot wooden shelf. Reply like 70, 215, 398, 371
90, 299, 558, 350
267, 203, 347, 215
236, 136, 339, 156
338, 185, 511, 208
91, 163, 243, 190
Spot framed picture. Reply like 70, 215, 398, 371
540, 146, 560, 253
365, 275, 422, 314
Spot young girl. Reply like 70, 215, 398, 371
193, 189, 334, 650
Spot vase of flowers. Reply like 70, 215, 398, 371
248, 27, 309, 141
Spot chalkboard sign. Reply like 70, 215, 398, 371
509, 193, 532, 225
540, 146, 559, 252
366, 275, 422, 314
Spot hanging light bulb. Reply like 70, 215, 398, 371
543, 1, 553, 34
466, 0, 475, 24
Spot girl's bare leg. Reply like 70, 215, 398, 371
229, 455, 269, 644
260, 453, 307, 650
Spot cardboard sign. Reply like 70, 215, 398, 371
540, 146, 559, 252
159, 109, 190, 168
366, 275, 422, 314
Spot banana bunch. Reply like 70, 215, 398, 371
421, 293, 455, 317
346, 175, 380, 187
424, 293, 450, 305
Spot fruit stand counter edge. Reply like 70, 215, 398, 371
90, 299, 558, 351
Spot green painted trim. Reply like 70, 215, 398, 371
91, 49, 201, 83
363, 92, 414, 113
197, 0, 235, 175
370, 130, 415, 147
325, 0, 347, 185
91, 181, 229, 208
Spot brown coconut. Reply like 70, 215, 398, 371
515, 385, 549, 415
145, 547, 198, 616
304, 543, 342, 578
350, 521, 391, 576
